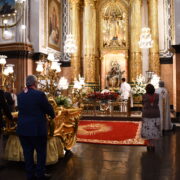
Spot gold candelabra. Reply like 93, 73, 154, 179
35, 53, 62, 97
0, 55, 15, 90
36, 53, 70, 98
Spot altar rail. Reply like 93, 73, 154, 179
82, 99, 131, 117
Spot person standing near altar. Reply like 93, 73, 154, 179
17, 75, 55, 180
141, 84, 161, 151
120, 78, 131, 100
156, 81, 173, 132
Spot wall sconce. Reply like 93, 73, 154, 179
0, 55, 15, 89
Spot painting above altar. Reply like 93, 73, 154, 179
101, 53, 128, 89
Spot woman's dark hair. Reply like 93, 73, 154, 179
145, 84, 155, 94
121, 78, 126, 82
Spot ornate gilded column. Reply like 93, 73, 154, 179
148, 0, 160, 75
83, 0, 97, 86
129, 0, 142, 81
70, 0, 81, 80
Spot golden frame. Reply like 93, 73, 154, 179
47, 0, 62, 51
99, 0, 129, 51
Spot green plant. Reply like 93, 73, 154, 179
55, 95, 72, 108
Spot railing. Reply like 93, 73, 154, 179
82, 98, 131, 117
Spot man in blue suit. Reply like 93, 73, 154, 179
17, 75, 55, 180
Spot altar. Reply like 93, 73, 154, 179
3, 107, 82, 165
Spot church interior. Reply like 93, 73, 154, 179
0, 0, 180, 179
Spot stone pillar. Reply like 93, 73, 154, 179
129, 0, 142, 81
70, 0, 81, 80
148, 0, 160, 75
83, 0, 97, 86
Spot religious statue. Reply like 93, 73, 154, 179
106, 61, 125, 88
102, 8, 126, 48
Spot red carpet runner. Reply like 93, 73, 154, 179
77, 120, 147, 145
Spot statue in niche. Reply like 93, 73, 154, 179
102, 9, 126, 48
106, 61, 125, 88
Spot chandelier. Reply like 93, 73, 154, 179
35, 53, 69, 97
64, 34, 77, 54
0, 55, 15, 89
0, 0, 26, 40
138, 27, 153, 49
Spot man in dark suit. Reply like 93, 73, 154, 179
17, 75, 55, 180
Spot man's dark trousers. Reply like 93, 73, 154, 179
19, 136, 47, 180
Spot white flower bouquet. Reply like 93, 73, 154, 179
131, 74, 146, 97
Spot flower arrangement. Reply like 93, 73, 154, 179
55, 95, 72, 108
131, 74, 146, 96
87, 92, 119, 102
150, 74, 160, 89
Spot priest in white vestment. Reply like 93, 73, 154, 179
156, 81, 173, 132
120, 78, 131, 100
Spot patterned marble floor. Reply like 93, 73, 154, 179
0, 127, 179, 180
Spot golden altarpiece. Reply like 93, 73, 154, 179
69, 0, 160, 90
0, 0, 176, 165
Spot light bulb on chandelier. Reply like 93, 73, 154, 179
0, 55, 7, 65
15, 0, 26, 3
3, 30, 13, 39
64, 34, 77, 54
36, 61, 44, 72
58, 77, 69, 90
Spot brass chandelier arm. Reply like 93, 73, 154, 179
0, 14, 23, 28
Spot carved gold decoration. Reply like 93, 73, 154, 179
148, 0, 160, 75
100, 0, 128, 50
70, 0, 80, 4
84, 55, 96, 83
129, 0, 142, 81
70, 0, 81, 80
130, 52, 142, 81
54, 108, 82, 150
71, 55, 81, 80
84, 0, 96, 6
83, 0, 97, 84
4, 102, 82, 164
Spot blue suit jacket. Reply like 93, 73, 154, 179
17, 88, 55, 136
